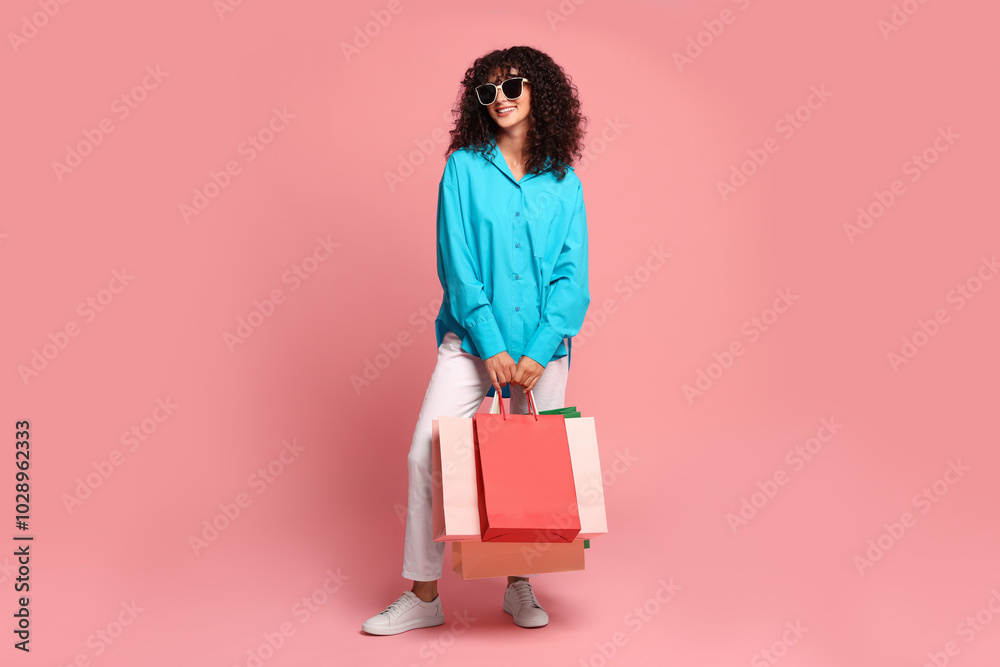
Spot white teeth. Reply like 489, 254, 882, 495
498, 107, 515, 114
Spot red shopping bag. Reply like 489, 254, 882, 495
473, 390, 581, 543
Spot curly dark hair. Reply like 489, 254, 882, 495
445, 46, 587, 182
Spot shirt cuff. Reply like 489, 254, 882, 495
467, 312, 507, 360
523, 324, 564, 368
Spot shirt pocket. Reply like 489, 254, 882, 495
527, 191, 566, 264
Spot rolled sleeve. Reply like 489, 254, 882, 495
437, 175, 507, 360
523, 187, 590, 366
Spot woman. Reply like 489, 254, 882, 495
362, 45, 590, 635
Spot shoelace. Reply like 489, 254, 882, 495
510, 582, 542, 609
381, 593, 417, 617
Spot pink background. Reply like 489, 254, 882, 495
3, 0, 998, 665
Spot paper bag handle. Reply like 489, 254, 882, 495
488, 388, 539, 421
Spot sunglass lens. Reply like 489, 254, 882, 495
476, 85, 497, 105
501, 78, 523, 99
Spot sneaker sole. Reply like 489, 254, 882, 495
502, 599, 549, 628
362, 614, 445, 636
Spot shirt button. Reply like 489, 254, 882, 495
515, 306, 520, 311
515, 212, 520, 217
515, 242, 520, 248
514, 274, 520, 280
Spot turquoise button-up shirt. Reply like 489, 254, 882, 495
434, 135, 590, 393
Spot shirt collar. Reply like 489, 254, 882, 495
482, 134, 573, 183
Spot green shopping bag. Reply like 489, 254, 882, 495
539, 406, 581, 419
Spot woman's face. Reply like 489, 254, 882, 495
484, 67, 531, 131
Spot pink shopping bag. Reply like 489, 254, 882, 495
565, 416, 609, 540
431, 416, 482, 541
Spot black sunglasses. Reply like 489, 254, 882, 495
475, 77, 530, 106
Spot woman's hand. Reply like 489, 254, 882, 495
484, 351, 517, 394
512, 356, 544, 394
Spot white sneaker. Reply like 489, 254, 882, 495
361, 591, 445, 636
503, 580, 549, 628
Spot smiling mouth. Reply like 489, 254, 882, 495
496, 106, 516, 116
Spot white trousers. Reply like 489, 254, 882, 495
401, 331, 570, 582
